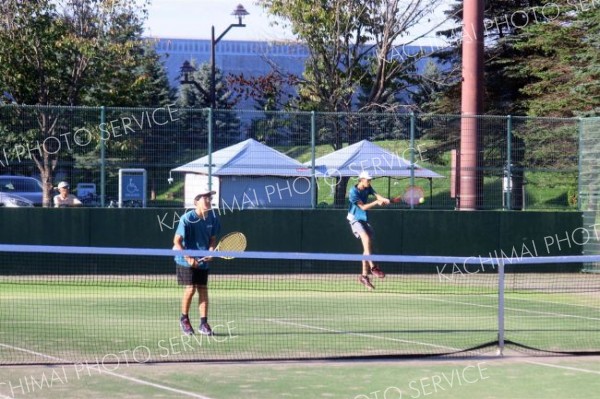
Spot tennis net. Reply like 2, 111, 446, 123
1, 244, 600, 365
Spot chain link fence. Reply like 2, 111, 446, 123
0, 105, 581, 210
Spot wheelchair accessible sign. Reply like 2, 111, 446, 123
118, 168, 147, 207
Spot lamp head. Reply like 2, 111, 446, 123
231, 4, 249, 25
179, 60, 196, 83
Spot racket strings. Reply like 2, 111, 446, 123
216, 233, 247, 258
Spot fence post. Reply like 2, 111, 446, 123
409, 113, 416, 209
505, 115, 512, 210
208, 108, 213, 191
310, 111, 316, 209
578, 117, 583, 211
100, 106, 106, 207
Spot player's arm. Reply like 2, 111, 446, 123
374, 193, 390, 205
200, 235, 218, 263
208, 235, 217, 251
174, 233, 196, 267
350, 189, 383, 211
174, 217, 196, 267
173, 234, 184, 250
355, 199, 385, 210
358, 189, 388, 209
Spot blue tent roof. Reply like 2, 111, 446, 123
307, 140, 444, 179
172, 139, 317, 177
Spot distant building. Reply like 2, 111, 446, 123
152, 37, 440, 109
153, 38, 307, 84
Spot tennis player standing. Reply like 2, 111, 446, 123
347, 171, 390, 289
173, 186, 221, 335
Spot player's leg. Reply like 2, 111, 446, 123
361, 222, 385, 279
359, 230, 373, 273
196, 269, 213, 335
352, 221, 375, 289
180, 285, 196, 335
177, 266, 196, 335
181, 285, 196, 314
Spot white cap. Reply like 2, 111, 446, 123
194, 185, 216, 201
358, 171, 373, 180
57, 181, 70, 189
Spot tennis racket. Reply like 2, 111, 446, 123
173, 232, 247, 267
214, 231, 247, 260
392, 186, 425, 206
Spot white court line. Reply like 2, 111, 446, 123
490, 294, 600, 310
262, 318, 462, 352
0, 343, 213, 399
525, 360, 600, 375
421, 297, 600, 322
246, 315, 495, 321
0, 343, 65, 363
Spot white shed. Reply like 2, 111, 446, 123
171, 139, 318, 209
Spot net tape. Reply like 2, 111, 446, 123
2, 244, 600, 264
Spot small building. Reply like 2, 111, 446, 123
171, 139, 318, 210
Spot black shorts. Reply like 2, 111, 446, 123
176, 266, 209, 286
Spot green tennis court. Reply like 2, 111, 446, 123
2, 270, 600, 364
2, 354, 600, 398
2, 209, 598, 398
2, 254, 600, 399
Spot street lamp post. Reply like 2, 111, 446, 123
179, 4, 249, 109
178, 5, 248, 194
210, 4, 249, 109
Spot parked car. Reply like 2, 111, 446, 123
0, 192, 34, 207
0, 175, 44, 206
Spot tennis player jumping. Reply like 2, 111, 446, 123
173, 186, 221, 336
347, 171, 390, 290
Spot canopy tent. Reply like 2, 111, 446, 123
307, 140, 444, 203
309, 140, 443, 178
171, 139, 318, 209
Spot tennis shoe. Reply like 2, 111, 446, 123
358, 275, 375, 290
199, 323, 213, 336
370, 265, 385, 279
180, 315, 195, 336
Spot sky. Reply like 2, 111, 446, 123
144, 0, 296, 42
143, 0, 455, 45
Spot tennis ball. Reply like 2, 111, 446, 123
419, 197, 425, 204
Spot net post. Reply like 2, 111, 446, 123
497, 257, 505, 356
